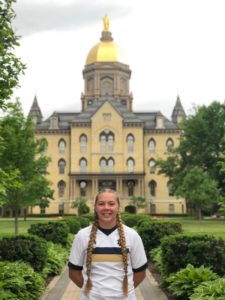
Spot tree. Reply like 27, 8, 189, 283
0, 101, 54, 234
157, 101, 225, 217
71, 196, 90, 216
176, 166, 219, 219
0, 0, 26, 111
129, 196, 147, 211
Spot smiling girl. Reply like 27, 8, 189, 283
68, 189, 148, 300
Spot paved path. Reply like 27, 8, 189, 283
42, 267, 168, 300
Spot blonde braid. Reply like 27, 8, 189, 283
84, 217, 98, 296
117, 214, 129, 296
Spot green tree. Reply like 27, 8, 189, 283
0, 0, 26, 111
157, 101, 225, 217
129, 196, 147, 211
0, 101, 54, 234
176, 166, 219, 219
71, 196, 90, 216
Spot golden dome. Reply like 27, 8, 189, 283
85, 16, 127, 65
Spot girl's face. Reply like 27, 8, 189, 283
95, 191, 119, 228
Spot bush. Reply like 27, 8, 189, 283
191, 278, 225, 300
41, 242, 68, 278
0, 235, 47, 272
77, 216, 90, 228
137, 221, 182, 257
160, 234, 225, 277
121, 214, 151, 228
28, 221, 69, 246
149, 247, 163, 274
166, 264, 219, 299
63, 217, 81, 234
0, 261, 45, 300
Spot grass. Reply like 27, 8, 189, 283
0, 218, 59, 237
169, 217, 225, 239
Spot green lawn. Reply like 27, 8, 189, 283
0, 218, 59, 237
169, 217, 225, 239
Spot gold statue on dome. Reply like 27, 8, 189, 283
103, 15, 109, 31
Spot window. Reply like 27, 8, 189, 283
99, 131, 114, 153
127, 134, 134, 152
166, 138, 174, 153
80, 134, 87, 153
108, 134, 114, 152
59, 203, 64, 215
127, 158, 134, 172
108, 158, 114, 172
150, 203, 156, 214
149, 159, 156, 174
80, 181, 87, 197
148, 139, 156, 154
169, 203, 175, 213
100, 158, 107, 172
58, 180, 66, 197
40, 207, 46, 214
58, 159, 66, 174
58, 139, 66, 154
149, 180, 157, 197
167, 181, 174, 196
127, 180, 135, 196
80, 158, 87, 173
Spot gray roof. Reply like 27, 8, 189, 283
36, 98, 178, 131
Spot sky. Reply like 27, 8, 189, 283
12, 0, 225, 120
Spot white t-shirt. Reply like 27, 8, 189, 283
68, 224, 148, 300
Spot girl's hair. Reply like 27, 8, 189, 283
84, 189, 128, 296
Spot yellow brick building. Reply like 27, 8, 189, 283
29, 17, 186, 215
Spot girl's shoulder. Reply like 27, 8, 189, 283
122, 224, 139, 237
76, 224, 92, 237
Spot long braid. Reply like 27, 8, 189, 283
117, 214, 129, 296
84, 217, 98, 296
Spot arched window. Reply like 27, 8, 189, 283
99, 131, 114, 153
58, 139, 66, 154
58, 180, 66, 197
127, 134, 134, 152
108, 134, 114, 152
148, 139, 156, 154
80, 158, 87, 173
108, 158, 114, 172
167, 181, 174, 196
149, 180, 157, 197
100, 158, 107, 172
58, 159, 66, 174
100, 135, 106, 153
166, 138, 174, 153
149, 159, 156, 174
127, 158, 134, 172
80, 134, 87, 153
127, 180, 135, 196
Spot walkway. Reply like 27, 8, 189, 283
41, 267, 168, 300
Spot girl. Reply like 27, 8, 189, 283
68, 189, 148, 300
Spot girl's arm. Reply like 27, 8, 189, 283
69, 268, 84, 288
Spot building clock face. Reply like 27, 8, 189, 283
88, 99, 93, 105
80, 181, 86, 189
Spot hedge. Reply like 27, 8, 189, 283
160, 234, 225, 276
0, 235, 47, 272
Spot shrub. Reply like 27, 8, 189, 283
137, 221, 182, 256
41, 242, 68, 278
121, 214, 151, 228
77, 216, 90, 228
0, 235, 47, 272
28, 221, 69, 246
166, 264, 219, 299
191, 278, 225, 300
0, 261, 45, 300
149, 247, 163, 274
63, 217, 81, 234
160, 234, 225, 277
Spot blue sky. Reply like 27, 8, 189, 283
13, 0, 225, 119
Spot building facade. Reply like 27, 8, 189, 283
29, 18, 186, 215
